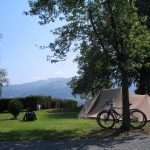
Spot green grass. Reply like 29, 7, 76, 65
0, 109, 100, 141
1, 109, 149, 141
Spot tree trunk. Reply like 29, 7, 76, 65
121, 69, 130, 130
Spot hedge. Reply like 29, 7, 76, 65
0, 96, 52, 112
37, 96, 52, 109
0, 98, 10, 112
60, 99, 78, 109
0, 96, 78, 112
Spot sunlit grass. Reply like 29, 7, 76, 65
0, 109, 100, 141
0, 109, 149, 141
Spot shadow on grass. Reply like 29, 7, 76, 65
0, 129, 79, 141
0, 128, 149, 150
1, 127, 148, 142
80, 127, 149, 140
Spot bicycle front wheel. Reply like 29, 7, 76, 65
130, 109, 147, 129
96, 110, 115, 129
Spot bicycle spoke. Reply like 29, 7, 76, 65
130, 109, 147, 129
97, 110, 115, 129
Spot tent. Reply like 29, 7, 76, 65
78, 88, 150, 120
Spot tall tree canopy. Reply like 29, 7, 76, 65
135, 0, 150, 95
26, 0, 150, 130
69, 41, 112, 98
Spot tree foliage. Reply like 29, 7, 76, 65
0, 69, 9, 96
0, 35, 9, 97
69, 42, 112, 98
134, 0, 150, 95
136, 0, 150, 28
8, 99, 23, 119
26, 0, 150, 130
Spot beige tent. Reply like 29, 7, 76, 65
78, 88, 150, 120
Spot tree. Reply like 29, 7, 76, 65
134, 0, 150, 95
8, 99, 23, 119
135, 60, 150, 95
26, 0, 150, 130
0, 34, 9, 96
0, 69, 9, 96
136, 0, 150, 28
69, 41, 112, 98
87, 0, 149, 129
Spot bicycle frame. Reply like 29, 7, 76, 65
97, 100, 147, 129
106, 101, 123, 122
112, 109, 123, 122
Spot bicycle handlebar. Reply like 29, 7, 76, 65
105, 100, 122, 109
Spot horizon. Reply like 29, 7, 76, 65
4, 77, 135, 94
2, 77, 135, 100
7, 77, 72, 86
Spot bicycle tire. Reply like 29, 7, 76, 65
96, 110, 115, 129
130, 109, 147, 129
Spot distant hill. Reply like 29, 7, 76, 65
1, 78, 85, 104
1, 77, 135, 105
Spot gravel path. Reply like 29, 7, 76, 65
0, 135, 150, 150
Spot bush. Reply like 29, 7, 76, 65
60, 99, 78, 109
8, 99, 23, 119
23, 96, 52, 110
51, 98, 61, 108
0, 96, 52, 112
37, 96, 52, 109
22, 96, 37, 111
0, 98, 10, 112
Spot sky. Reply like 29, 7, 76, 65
0, 0, 78, 85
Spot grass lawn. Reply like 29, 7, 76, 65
0, 109, 100, 141
0, 109, 149, 141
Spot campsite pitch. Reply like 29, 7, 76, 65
0, 109, 99, 141
0, 109, 149, 141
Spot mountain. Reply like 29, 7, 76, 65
2, 78, 78, 100
1, 77, 135, 105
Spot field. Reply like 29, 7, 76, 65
0, 109, 100, 141
0, 109, 149, 141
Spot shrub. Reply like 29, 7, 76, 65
37, 96, 52, 109
60, 99, 78, 109
23, 96, 38, 111
0, 96, 52, 112
51, 98, 61, 108
8, 99, 23, 119
0, 98, 10, 112
21, 96, 52, 110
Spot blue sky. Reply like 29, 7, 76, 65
0, 0, 78, 84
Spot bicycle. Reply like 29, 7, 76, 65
96, 100, 147, 129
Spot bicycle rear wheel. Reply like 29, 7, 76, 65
130, 109, 147, 129
96, 110, 115, 129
